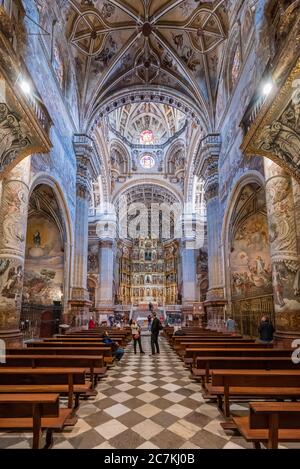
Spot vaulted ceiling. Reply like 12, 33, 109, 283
59, 0, 230, 129
109, 102, 186, 145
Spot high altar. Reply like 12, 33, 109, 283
117, 238, 179, 306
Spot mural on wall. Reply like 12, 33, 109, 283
88, 244, 99, 273
230, 184, 273, 300
23, 215, 64, 305
0, 258, 23, 327
231, 212, 272, 299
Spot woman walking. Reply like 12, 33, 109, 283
131, 320, 145, 354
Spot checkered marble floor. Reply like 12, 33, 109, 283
0, 333, 298, 449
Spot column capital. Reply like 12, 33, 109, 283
99, 239, 115, 249
96, 210, 117, 241
73, 133, 101, 180
194, 133, 221, 201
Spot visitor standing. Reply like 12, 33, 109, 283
131, 320, 145, 354
150, 312, 162, 355
225, 316, 236, 333
88, 316, 95, 329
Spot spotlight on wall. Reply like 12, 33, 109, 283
262, 81, 273, 97
19, 79, 32, 95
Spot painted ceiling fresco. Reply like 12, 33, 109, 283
109, 102, 186, 145
53, 0, 230, 124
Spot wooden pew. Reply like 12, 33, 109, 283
192, 356, 300, 383
65, 329, 130, 341
0, 393, 71, 449
176, 339, 256, 356
1, 355, 105, 389
26, 341, 117, 365
0, 367, 89, 408
233, 402, 300, 449
170, 333, 238, 346
7, 346, 113, 366
172, 336, 248, 348
46, 336, 126, 346
208, 369, 300, 417
27, 341, 107, 348
185, 347, 291, 367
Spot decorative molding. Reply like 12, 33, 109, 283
241, 55, 300, 181
91, 89, 205, 131
0, 103, 31, 172
194, 133, 222, 201
73, 134, 102, 199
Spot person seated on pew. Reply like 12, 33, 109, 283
258, 315, 274, 344
103, 331, 124, 364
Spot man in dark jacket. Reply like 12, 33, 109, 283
150, 312, 161, 355
258, 316, 274, 343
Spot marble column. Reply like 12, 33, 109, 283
264, 158, 300, 342
180, 237, 199, 324
97, 239, 115, 317
69, 137, 95, 323
0, 158, 30, 346
200, 135, 226, 329
205, 190, 226, 329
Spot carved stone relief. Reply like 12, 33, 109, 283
0, 103, 31, 173
265, 160, 300, 328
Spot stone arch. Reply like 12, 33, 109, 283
110, 139, 130, 184
165, 140, 185, 178
112, 178, 184, 207
221, 171, 274, 336
87, 275, 97, 310
87, 86, 211, 135
27, 174, 73, 316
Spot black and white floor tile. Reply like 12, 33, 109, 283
0, 333, 297, 449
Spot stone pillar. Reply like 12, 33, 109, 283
69, 136, 98, 323
180, 237, 199, 325
0, 158, 30, 346
198, 135, 226, 329
264, 158, 300, 343
181, 241, 198, 302
97, 239, 115, 317
95, 208, 117, 319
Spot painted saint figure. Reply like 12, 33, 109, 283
33, 231, 41, 247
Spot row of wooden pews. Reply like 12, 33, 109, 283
167, 326, 300, 449
0, 327, 130, 448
